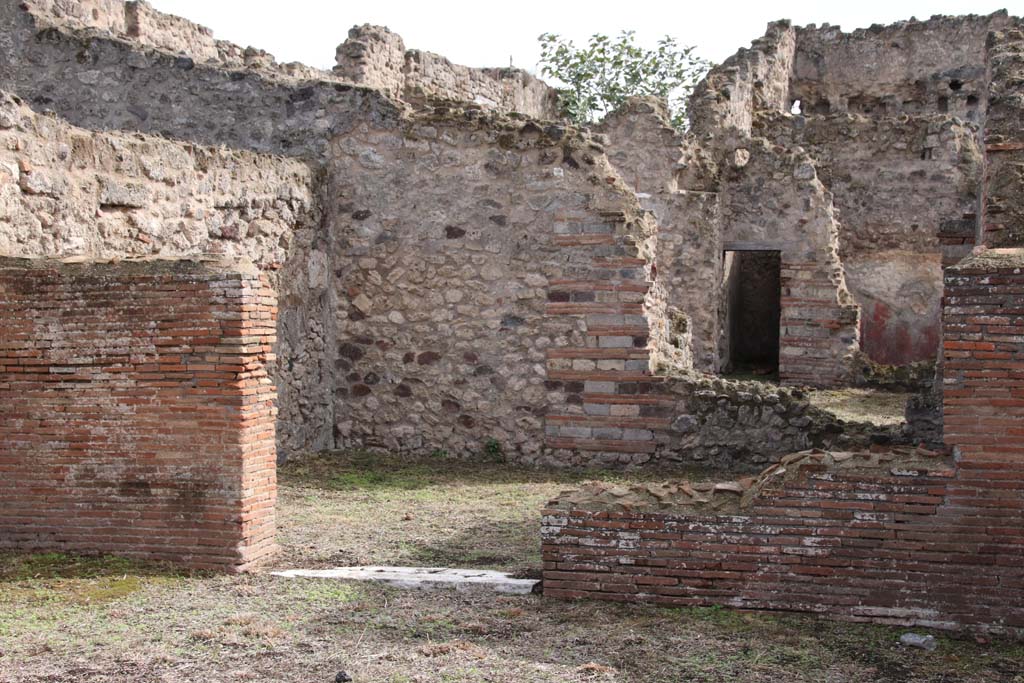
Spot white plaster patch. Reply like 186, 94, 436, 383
271, 566, 540, 595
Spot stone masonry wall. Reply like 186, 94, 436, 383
2, 2, 1008, 472
335, 25, 560, 119
602, 98, 863, 384
324, 106, 885, 468
20, 0, 126, 34
602, 13, 1001, 376
0, 91, 328, 457
0, 258, 278, 570
541, 249, 1024, 633
754, 112, 982, 364
123, 0, 219, 63
326, 108, 662, 462
1, 2, 401, 159
689, 21, 795, 139
984, 28, 1024, 248
791, 13, 1013, 122
0, 73, 865, 471
717, 141, 860, 385
599, 98, 717, 373
22, 0, 337, 80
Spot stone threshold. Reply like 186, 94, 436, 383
271, 566, 540, 595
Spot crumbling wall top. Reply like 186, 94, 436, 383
791, 12, 1014, 120
546, 446, 952, 514
335, 24, 560, 119
20, 0, 340, 83
688, 20, 795, 138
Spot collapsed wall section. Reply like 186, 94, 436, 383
0, 258, 278, 570
541, 248, 1024, 634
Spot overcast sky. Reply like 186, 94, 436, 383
150, 0, 1024, 73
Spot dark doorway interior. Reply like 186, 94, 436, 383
722, 250, 781, 377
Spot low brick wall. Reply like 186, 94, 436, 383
0, 258, 278, 570
542, 248, 1024, 634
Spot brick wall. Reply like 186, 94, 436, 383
542, 215, 661, 460
542, 249, 1024, 634
0, 258, 278, 571
778, 261, 861, 386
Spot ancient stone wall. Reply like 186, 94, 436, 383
1, 1, 1019, 473
22, 0, 336, 79
542, 248, 1024, 633
606, 96, 867, 387
602, 13, 1004, 377
0, 258, 279, 570
320, 101, 883, 468
984, 28, 1024, 247
21, 0, 127, 34
689, 21, 795, 139
336, 25, 560, 119
791, 13, 1011, 122
753, 112, 982, 364
717, 142, 861, 385
0, 66, 863, 472
325, 108, 663, 463
0, 2, 398, 159
0, 91, 329, 457
600, 100, 720, 374
123, 0, 219, 62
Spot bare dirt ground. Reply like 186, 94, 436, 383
2, 451, 1022, 683
807, 387, 913, 426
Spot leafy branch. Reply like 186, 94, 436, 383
538, 31, 711, 130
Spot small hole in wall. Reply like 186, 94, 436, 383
790, 99, 802, 115
938, 96, 949, 113
966, 94, 979, 107
949, 79, 964, 91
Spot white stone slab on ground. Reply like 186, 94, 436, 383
271, 566, 540, 595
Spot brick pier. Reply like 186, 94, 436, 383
0, 258, 279, 571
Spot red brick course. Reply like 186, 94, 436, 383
542, 250, 1024, 634
0, 258, 278, 571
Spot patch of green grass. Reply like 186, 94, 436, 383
280, 578, 362, 606
0, 551, 143, 581
0, 551, 189, 607
483, 438, 504, 461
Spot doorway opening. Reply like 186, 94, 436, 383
721, 250, 781, 378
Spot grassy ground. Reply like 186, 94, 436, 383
2, 452, 1022, 683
